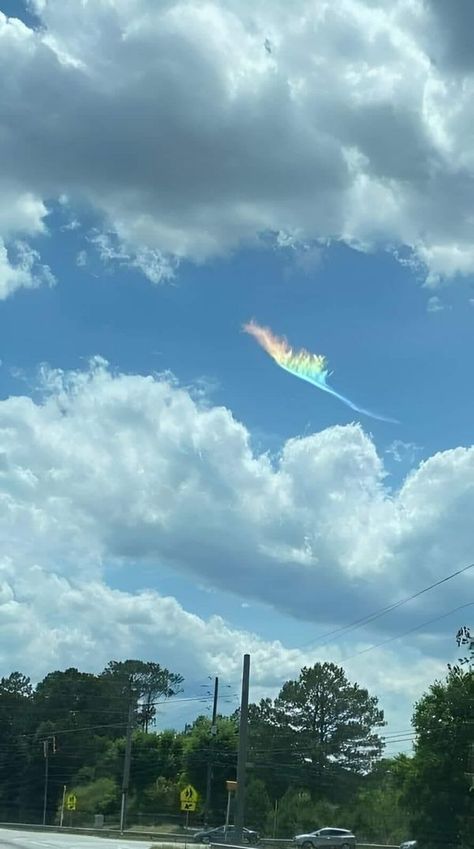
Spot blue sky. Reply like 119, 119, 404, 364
1, 0, 474, 746
3, 207, 474, 466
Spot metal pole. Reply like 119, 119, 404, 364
204, 676, 219, 823
273, 799, 278, 838
234, 654, 250, 843
42, 740, 49, 826
211, 677, 219, 726
60, 785, 67, 828
224, 789, 232, 842
119, 794, 126, 835
120, 699, 134, 834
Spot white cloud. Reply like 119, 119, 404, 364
0, 360, 472, 622
90, 231, 176, 284
61, 218, 81, 231
0, 239, 55, 299
427, 295, 445, 313
386, 439, 422, 464
0, 360, 468, 730
0, 557, 445, 734
0, 187, 47, 239
2, 1, 474, 285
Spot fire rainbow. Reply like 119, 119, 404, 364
243, 320, 397, 424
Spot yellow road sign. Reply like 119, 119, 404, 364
66, 793, 77, 811
180, 784, 198, 804
181, 800, 197, 812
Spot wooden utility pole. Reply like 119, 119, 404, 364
42, 739, 49, 826
234, 654, 250, 843
120, 700, 134, 833
204, 676, 219, 823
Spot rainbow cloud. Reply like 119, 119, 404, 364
243, 320, 397, 424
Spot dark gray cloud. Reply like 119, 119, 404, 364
426, 0, 474, 72
2, 0, 474, 289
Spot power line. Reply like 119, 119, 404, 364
339, 601, 474, 664
299, 561, 474, 650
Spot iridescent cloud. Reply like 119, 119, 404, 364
243, 321, 397, 424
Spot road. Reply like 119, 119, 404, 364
0, 829, 189, 849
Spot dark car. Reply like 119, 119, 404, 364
194, 825, 260, 844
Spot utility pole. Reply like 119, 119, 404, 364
42, 739, 49, 826
204, 677, 219, 824
41, 735, 56, 826
234, 654, 250, 844
120, 699, 135, 834
59, 785, 67, 828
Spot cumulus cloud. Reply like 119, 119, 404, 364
2, 1, 474, 285
0, 239, 55, 299
0, 359, 468, 729
90, 231, 176, 284
0, 557, 445, 732
0, 360, 472, 627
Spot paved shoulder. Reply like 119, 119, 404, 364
0, 828, 157, 849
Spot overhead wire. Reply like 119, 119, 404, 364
338, 601, 474, 664
298, 561, 474, 650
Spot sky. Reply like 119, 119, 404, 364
1, 0, 474, 754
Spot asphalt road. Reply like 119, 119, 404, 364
0, 829, 188, 849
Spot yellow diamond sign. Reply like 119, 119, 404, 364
66, 793, 77, 811
180, 785, 198, 803
180, 785, 198, 811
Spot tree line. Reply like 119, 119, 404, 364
0, 652, 472, 848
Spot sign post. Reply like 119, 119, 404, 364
59, 785, 67, 828
224, 780, 237, 842
180, 785, 198, 849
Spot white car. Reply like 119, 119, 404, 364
294, 828, 356, 849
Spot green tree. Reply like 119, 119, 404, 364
0, 673, 33, 821
182, 716, 238, 820
273, 788, 338, 838
456, 626, 474, 667
346, 757, 411, 844
27, 668, 122, 821
276, 663, 384, 772
406, 666, 474, 849
247, 699, 295, 801
245, 778, 272, 833
34, 667, 124, 734
94, 728, 182, 791
100, 660, 183, 730
64, 777, 120, 826
249, 663, 384, 805
137, 776, 180, 816
0, 672, 33, 699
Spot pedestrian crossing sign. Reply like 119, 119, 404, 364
66, 793, 77, 811
180, 784, 198, 812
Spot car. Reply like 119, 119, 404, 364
194, 825, 260, 844
294, 828, 356, 849
400, 842, 417, 849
